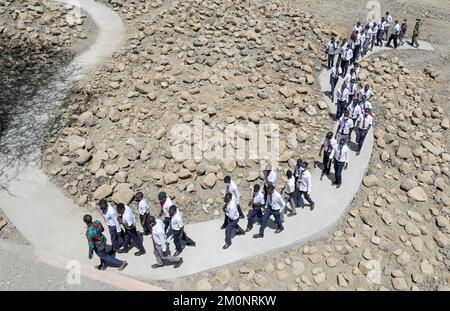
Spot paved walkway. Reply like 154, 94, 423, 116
0, 0, 434, 282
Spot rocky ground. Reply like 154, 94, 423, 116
40, 0, 347, 222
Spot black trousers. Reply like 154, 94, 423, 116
387, 34, 398, 48
333, 159, 345, 185
323, 151, 331, 174
222, 204, 244, 227
123, 226, 145, 252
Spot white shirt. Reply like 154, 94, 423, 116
330, 144, 350, 163
297, 169, 312, 193
266, 190, 286, 211
381, 20, 390, 30
321, 137, 337, 153
386, 15, 393, 25
152, 219, 167, 251
372, 25, 379, 35
265, 170, 277, 187
252, 191, 265, 206
327, 41, 337, 55
226, 180, 240, 205
122, 205, 136, 227
162, 197, 173, 218
338, 117, 354, 135
357, 113, 373, 130
359, 88, 374, 100
103, 203, 121, 232
284, 177, 295, 195
347, 82, 357, 95
225, 196, 240, 221
393, 23, 400, 35
355, 33, 363, 45
348, 104, 362, 120
336, 87, 349, 102
170, 211, 184, 231
360, 100, 373, 111
344, 72, 352, 85
330, 66, 339, 79
138, 198, 150, 216
344, 48, 353, 61
353, 25, 363, 33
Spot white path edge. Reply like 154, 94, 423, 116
0, 1, 434, 282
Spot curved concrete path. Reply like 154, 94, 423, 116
0, 1, 434, 282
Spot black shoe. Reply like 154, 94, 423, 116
174, 258, 183, 268
310, 203, 315, 211
188, 242, 196, 247
118, 261, 128, 271
236, 230, 245, 236
117, 247, 130, 254
95, 265, 103, 270
220, 225, 226, 230
253, 233, 263, 239
222, 243, 231, 249
174, 250, 181, 256
356, 151, 360, 156
134, 250, 146, 256
275, 228, 284, 234
151, 263, 164, 269
245, 227, 253, 232
336, 183, 342, 188
239, 215, 245, 219
289, 212, 297, 217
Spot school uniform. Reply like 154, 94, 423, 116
152, 219, 182, 266
138, 198, 151, 235
385, 15, 393, 40
340, 48, 353, 77
263, 170, 277, 202
258, 190, 285, 237
102, 203, 122, 252
387, 22, 401, 48
329, 143, 350, 185
161, 196, 173, 232
224, 196, 245, 246
335, 87, 349, 120
326, 41, 337, 69
329, 66, 339, 101
283, 176, 296, 216
296, 169, 314, 209
356, 113, 373, 152
336, 116, 354, 143
359, 88, 374, 100
320, 137, 337, 175
246, 191, 265, 230
346, 82, 357, 107
121, 205, 145, 253
171, 210, 195, 253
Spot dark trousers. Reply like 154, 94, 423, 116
123, 226, 145, 252
247, 207, 263, 229
108, 225, 120, 252
322, 151, 331, 174
352, 45, 360, 63
356, 128, 369, 152
336, 100, 346, 120
173, 228, 195, 252
347, 94, 354, 107
377, 30, 384, 46
298, 191, 314, 208
163, 217, 170, 232
327, 54, 335, 69
259, 207, 283, 236
225, 217, 244, 246
139, 214, 151, 234
330, 76, 338, 101
96, 249, 124, 269
222, 204, 244, 228
341, 60, 349, 77
333, 159, 345, 185
387, 34, 398, 48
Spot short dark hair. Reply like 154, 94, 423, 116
225, 193, 232, 200
99, 199, 107, 209
117, 203, 125, 212
135, 192, 143, 200
148, 216, 156, 226
224, 176, 231, 183
253, 184, 260, 191
286, 170, 292, 178
303, 162, 309, 168
169, 205, 177, 214
83, 214, 92, 224
267, 183, 275, 191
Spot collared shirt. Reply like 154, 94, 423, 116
360, 100, 373, 111
347, 82, 357, 95
344, 72, 352, 85
122, 205, 136, 227
138, 198, 150, 216
339, 44, 348, 56
330, 144, 350, 163
170, 211, 184, 231
293, 163, 303, 178
265, 170, 277, 187
338, 117, 354, 135
330, 66, 339, 79
381, 20, 390, 30
321, 137, 337, 154
86, 220, 106, 257
327, 41, 337, 55
284, 177, 295, 195
357, 114, 373, 130
297, 169, 312, 193
355, 33, 363, 45
226, 180, 240, 205
266, 190, 286, 211
359, 88, 374, 100
162, 197, 173, 218
252, 191, 265, 206
393, 23, 400, 35
336, 87, 349, 103
348, 104, 362, 120
225, 196, 240, 220
386, 15, 393, 25
152, 219, 167, 251
344, 48, 353, 61
373, 24, 379, 35
102, 203, 121, 232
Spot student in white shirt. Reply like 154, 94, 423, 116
328, 138, 350, 187
330, 63, 340, 101
148, 216, 183, 269
352, 31, 362, 63
263, 164, 277, 202
296, 162, 315, 211
246, 184, 265, 232
359, 84, 374, 100
385, 12, 393, 40
99, 199, 122, 252
336, 111, 354, 144
340, 47, 353, 77
335, 82, 349, 120
223, 193, 245, 249
326, 36, 337, 69
362, 27, 371, 56
371, 23, 378, 50
348, 99, 362, 140
387, 20, 401, 48
319, 131, 337, 176
347, 79, 358, 107
377, 17, 386, 46
359, 95, 373, 112
221, 175, 245, 230
355, 108, 373, 155
158, 191, 173, 232
253, 184, 285, 239
283, 170, 296, 217
134, 192, 151, 235
336, 38, 348, 67
116, 203, 146, 256
169, 205, 196, 256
